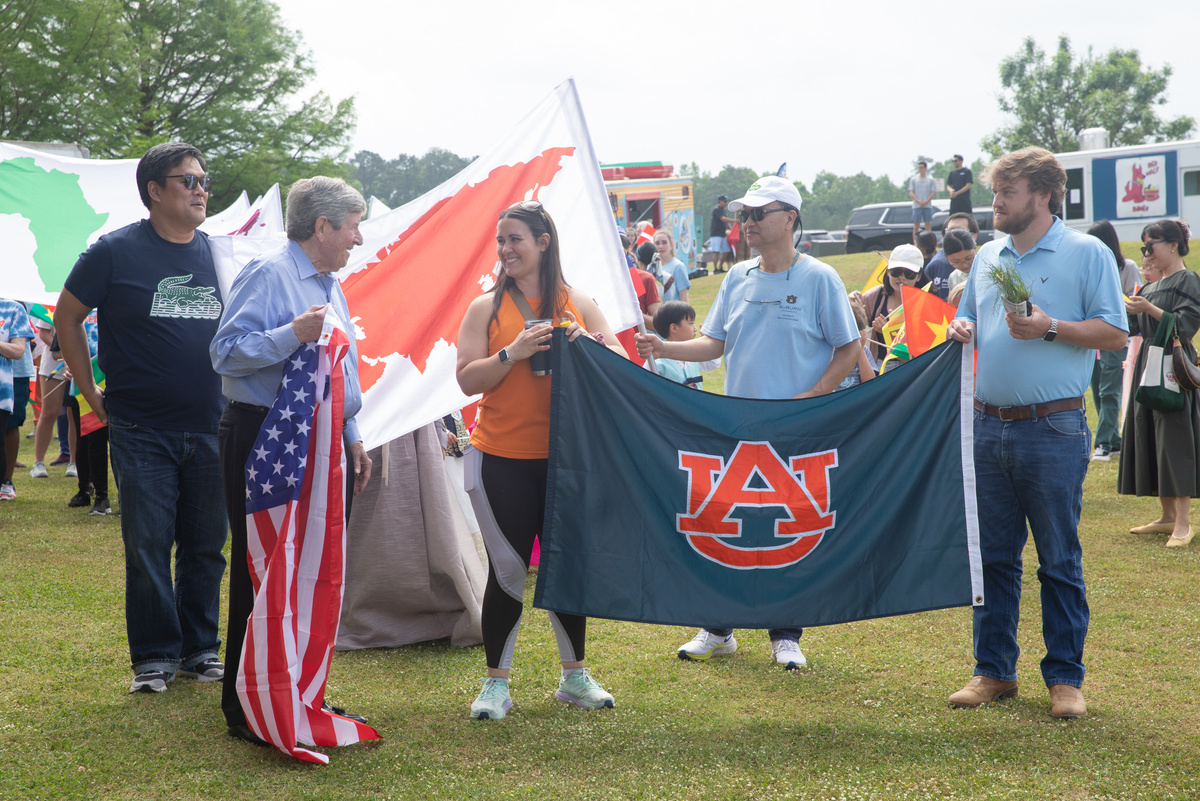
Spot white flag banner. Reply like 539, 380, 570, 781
333, 77, 639, 450
0, 142, 142, 304
198, 190, 250, 235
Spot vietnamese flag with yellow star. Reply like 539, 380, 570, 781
902, 285, 957, 357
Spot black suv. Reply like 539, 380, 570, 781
844, 201, 951, 254
932, 207, 996, 245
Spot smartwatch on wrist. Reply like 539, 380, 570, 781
1042, 318, 1059, 342
498, 347, 514, 365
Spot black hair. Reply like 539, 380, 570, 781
653, 301, 696, 338
1087, 220, 1125, 271
945, 211, 979, 235
635, 241, 657, 268
916, 231, 938, 260
943, 229, 976, 257
136, 142, 206, 210
1141, 219, 1191, 257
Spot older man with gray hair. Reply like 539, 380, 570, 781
210, 175, 373, 745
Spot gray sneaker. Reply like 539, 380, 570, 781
178, 657, 224, 682
129, 670, 175, 694
29, 462, 48, 479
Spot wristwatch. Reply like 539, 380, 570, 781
1042, 318, 1059, 342
498, 347, 514, 365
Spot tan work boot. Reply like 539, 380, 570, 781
948, 675, 1018, 708
1048, 684, 1086, 719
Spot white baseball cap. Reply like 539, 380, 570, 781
728, 175, 803, 213
887, 244, 924, 274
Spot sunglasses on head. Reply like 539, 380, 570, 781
1141, 240, 1163, 256
736, 206, 790, 223
164, 173, 212, 192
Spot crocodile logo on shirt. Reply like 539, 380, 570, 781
149, 275, 222, 319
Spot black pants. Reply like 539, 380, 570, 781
218, 402, 354, 727
69, 403, 109, 499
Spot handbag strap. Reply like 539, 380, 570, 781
1152, 310, 1177, 347
506, 286, 539, 322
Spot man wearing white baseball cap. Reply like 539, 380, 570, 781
636, 174, 861, 670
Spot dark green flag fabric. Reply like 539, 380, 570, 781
533, 331, 982, 629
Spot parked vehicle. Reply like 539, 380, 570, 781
794, 229, 833, 252
932, 207, 995, 245
1051, 133, 1200, 241
844, 200, 951, 254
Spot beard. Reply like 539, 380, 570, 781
994, 196, 1037, 236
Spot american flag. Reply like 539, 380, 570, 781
236, 311, 380, 764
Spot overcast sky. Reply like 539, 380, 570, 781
276, 0, 1200, 188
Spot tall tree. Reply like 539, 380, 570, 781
349, 148, 475, 209
0, 0, 355, 206
983, 36, 1195, 157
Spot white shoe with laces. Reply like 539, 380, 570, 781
771, 638, 807, 670
677, 629, 738, 661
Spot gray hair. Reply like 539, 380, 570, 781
285, 176, 366, 241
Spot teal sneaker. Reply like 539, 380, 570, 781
555, 668, 615, 710
470, 677, 512, 720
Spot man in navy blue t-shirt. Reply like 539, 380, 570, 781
56, 142, 228, 696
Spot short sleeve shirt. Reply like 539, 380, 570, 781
956, 218, 1128, 405
947, 168, 974, 213
63, 219, 225, 432
703, 255, 860, 399
659, 257, 692, 303
710, 206, 729, 238
0, 299, 36, 413
908, 175, 937, 206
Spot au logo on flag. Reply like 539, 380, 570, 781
677, 442, 839, 570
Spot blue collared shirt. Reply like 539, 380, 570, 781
210, 240, 364, 443
957, 217, 1127, 406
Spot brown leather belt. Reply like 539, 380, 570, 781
973, 396, 1084, 422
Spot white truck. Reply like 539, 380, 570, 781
1055, 130, 1200, 241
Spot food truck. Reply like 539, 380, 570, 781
1054, 130, 1200, 241
602, 162, 697, 269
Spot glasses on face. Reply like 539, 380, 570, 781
889, 268, 919, 279
1141, 240, 1163, 256
164, 173, 212, 192
737, 207, 790, 223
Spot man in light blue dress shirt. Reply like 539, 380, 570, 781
210, 176, 373, 745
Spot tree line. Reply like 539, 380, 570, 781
1, 2, 1192, 226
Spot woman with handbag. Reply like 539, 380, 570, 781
455, 200, 626, 719
1118, 219, 1200, 548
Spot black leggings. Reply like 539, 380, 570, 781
69, 403, 109, 499
473, 452, 586, 670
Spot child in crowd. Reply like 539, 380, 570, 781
835, 298, 877, 391
651, 301, 702, 389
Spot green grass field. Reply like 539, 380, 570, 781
2, 249, 1197, 800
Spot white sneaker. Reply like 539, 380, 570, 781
64, 463, 78, 478
677, 629, 738, 661
771, 638, 806, 670
29, 462, 48, 478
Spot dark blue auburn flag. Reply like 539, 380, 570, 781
534, 332, 983, 629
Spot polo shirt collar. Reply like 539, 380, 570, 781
1000, 216, 1066, 259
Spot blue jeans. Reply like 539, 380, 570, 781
107, 414, 228, 674
1091, 346, 1127, 450
971, 407, 1091, 688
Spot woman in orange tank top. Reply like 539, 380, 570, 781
455, 200, 626, 721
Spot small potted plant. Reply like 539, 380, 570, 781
984, 254, 1033, 317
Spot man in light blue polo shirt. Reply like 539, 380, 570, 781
947, 147, 1127, 720
636, 175, 860, 671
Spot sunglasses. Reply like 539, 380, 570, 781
889, 268, 919, 278
164, 173, 213, 192
1141, 240, 1163, 256
737, 207, 790, 223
